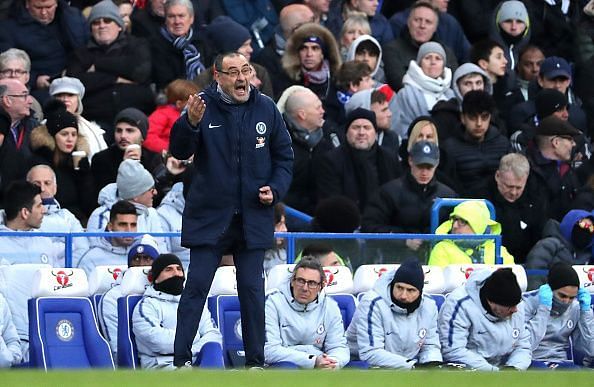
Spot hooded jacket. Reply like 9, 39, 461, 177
169, 83, 293, 249
522, 289, 594, 363
76, 234, 129, 277
86, 183, 169, 253
346, 269, 441, 368
98, 274, 125, 359
488, 2, 532, 71
428, 201, 515, 266
438, 269, 532, 370
0, 293, 22, 367
0, 219, 63, 267
451, 63, 493, 103
264, 274, 349, 368
157, 183, 189, 267
346, 35, 385, 82
133, 285, 222, 369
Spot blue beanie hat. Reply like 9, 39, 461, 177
391, 259, 424, 292
206, 16, 252, 53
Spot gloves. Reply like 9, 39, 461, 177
578, 287, 592, 312
538, 284, 553, 308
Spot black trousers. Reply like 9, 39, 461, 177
173, 215, 265, 367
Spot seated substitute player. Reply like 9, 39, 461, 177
438, 268, 531, 371
523, 263, 594, 368
264, 257, 350, 369
133, 254, 223, 369
346, 259, 442, 369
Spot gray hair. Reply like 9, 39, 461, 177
164, 0, 193, 15
498, 152, 530, 178
26, 164, 57, 184
0, 48, 31, 72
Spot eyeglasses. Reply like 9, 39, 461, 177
7, 93, 30, 99
91, 18, 115, 26
0, 69, 29, 77
218, 66, 252, 78
450, 216, 469, 227
292, 277, 321, 289
578, 218, 594, 233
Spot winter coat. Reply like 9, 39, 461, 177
264, 274, 349, 368
98, 280, 124, 359
144, 104, 180, 154
66, 33, 155, 124
438, 269, 532, 370
169, 83, 293, 249
447, 0, 502, 43
346, 269, 441, 368
76, 235, 128, 277
157, 183, 189, 267
0, 293, 21, 367
77, 116, 107, 162
0, 0, 89, 91
133, 285, 222, 369
0, 223, 63, 266
0, 139, 26, 208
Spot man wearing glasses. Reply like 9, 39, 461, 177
438, 268, 532, 371
170, 51, 293, 369
264, 257, 349, 369
0, 78, 36, 158
0, 48, 43, 121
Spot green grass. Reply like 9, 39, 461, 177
0, 369, 592, 387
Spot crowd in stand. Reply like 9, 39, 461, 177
1, 0, 594, 370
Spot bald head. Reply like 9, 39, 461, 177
285, 88, 324, 131
280, 4, 315, 38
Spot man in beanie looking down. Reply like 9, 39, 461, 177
438, 268, 531, 371
522, 263, 594, 368
347, 259, 442, 369
133, 253, 224, 369
98, 232, 160, 359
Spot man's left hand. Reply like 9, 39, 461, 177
258, 186, 273, 205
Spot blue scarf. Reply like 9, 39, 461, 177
160, 26, 205, 80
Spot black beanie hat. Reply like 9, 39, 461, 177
345, 107, 377, 132
535, 88, 567, 120
481, 268, 522, 307
44, 99, 78, 136
548, 262, 579, 290
391, 259, 424, 292
150, 253, 183, 283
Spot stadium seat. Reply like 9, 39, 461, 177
266, 264, 295, 291
442, 264, 491, 293
119, 266, 151, 295
28, 296, 114, 370
88, 265, 126, 295
352, 264, 398, 294
328, 293, 357, 329
213, 294, 244, 368
323, 266, 354, 294
117, 295, 143, 368
208, 266, 239, 322
572, 265, 594, 293
427, 294, 446, 311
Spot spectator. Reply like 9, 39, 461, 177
0, 104, 26, 207
87, 159, 169, 252
26, 164, 89, 265
77, 199, 139, 276
345, 34, 384, 83
489, 1, 531, 72
98, 233, 159, 358
0, 181, 62, 266
0, 0, 89, 101
264, 257, 349, 368
362, 141, 456, 261
389, 0, 471, 64
0, 292, 21, 368
66, 0, 155, 132
131, 0, 166, 41
438, 268, 531, 371
252, 3, 315, 100
0, 78, 37, 159
263, 202, 288, 275
525, 116, 581, 220
303, 0, 331, 24
299, 242, 345, 266
484, 153, 547, 264
428, 200, 515, 266
157, 182, 189, 267
338, 13, 371, 61
382, 1, 458, 91
316, 108, 401, 212
276, 86, 334, 215
0, 48, 43, 121
326, 60, 374, 127
133, 253, 224, 369
326, 0, 393, 45
392, 41, 455, 140
347, 260, 441, 369
49, 76, 107, 161
523, 263, 594, 368
510, 45, 545, 103
447, 0, 501, 43
91, 107, 163, 195
149, 0, 210, 91
144, 79, 198, 154
525, 209, 594, 290
115, 0, 133, 34
440, 90, 510, 198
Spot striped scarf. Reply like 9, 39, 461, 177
160, 26, 205, 80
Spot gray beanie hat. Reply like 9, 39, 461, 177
117, 159, 154, 200
88, 0, 125, 30
416, 42, 446, 64
49, 76, 85, 114
497, 1, 529, 24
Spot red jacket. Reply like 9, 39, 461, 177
144, 104, 180, 153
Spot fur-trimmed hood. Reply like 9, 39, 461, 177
282, 22, 342, 81
29, 124, 91, 158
